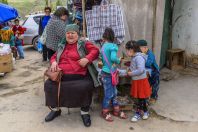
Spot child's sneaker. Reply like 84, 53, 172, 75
131, 112, 141, 122
142, 111, 149, 120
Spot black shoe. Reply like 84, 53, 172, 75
45, 110, 61, 122
81, 114, 91, 127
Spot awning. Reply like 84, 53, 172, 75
0, 3, 18, 23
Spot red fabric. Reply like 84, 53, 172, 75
12, 25, 25, 35
51, 41, 99, 75
130, 78, 151, 98
12, 25, 25, 46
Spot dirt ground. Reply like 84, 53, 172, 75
0, 46, 198, 132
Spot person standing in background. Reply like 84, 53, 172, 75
38, 7, 51, 62
45, 7, 69, 60
12, 19, 25, 58
15, 32, 25, 59
12, 19, 24, 36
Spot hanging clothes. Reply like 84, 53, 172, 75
85, 0, 125, 44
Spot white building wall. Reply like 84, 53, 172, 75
172, 0, 198, 55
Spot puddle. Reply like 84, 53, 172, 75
0, 89, 28, 98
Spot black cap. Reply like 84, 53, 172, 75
136, 40, 148, 46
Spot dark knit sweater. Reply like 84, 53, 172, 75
46, 15, 67, 51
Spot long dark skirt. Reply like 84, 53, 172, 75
44, 74, 94, 108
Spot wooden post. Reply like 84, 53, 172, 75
152, 0, 157, 52
82, 0, 86, 37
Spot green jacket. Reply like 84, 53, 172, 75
56, 38, 101, 87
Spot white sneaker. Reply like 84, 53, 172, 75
131, 113, 141, 122
142, 112, 149, 120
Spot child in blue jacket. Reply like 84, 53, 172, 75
136, 40, 160, 103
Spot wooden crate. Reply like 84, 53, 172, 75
0, 53, 12, 63
0, 53, 13, 73
0, 62, 13, 73
167, 49, 185, 70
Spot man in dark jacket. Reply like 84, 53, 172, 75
38, 7, 51, 61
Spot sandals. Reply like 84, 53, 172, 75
113, 110, 127, 119
113, 107, 127, 119
101, 110, 114, 122
101, 107, 127, 122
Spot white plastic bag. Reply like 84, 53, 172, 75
40, 27, 47, 45
0, 43, 11, 55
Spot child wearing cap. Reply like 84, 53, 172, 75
136, 40, 160, 104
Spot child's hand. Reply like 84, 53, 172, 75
119, 57, 124, 64
124, 61, 130, 67
127, 71, 132, 76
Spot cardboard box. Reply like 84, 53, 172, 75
0, 53, 13, 73
0, 53, 12, 63
0, 62, 13, 73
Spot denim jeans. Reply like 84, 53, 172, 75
101, 71, 118, 109
148, 69, 160, 99
17, 46, 24, 58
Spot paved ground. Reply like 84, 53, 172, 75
0, 46, 198, 132
153, 68, 198, 122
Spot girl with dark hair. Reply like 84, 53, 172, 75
125, 40, 151, 122
100, 27, 127, 122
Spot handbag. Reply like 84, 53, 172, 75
44, 67, 63, 109
101, 47, 119, 86
44, 67, 62, 82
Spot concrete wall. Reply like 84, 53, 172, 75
112, 0, 165, 64
172, 0, 198, 55
113, 0, 154, 48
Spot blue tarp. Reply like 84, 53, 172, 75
0, 3, 18, 23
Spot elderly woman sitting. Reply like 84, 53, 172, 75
44, 24, 100, 127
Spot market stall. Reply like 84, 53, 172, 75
0, 3, 18, 24
67, 0, 132, 109
0, 43, 13, 74
0, 3, 19, 76
68, 0, 125, 44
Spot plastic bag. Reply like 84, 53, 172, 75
40, 27, 47, 45
37, 40, 43, 53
